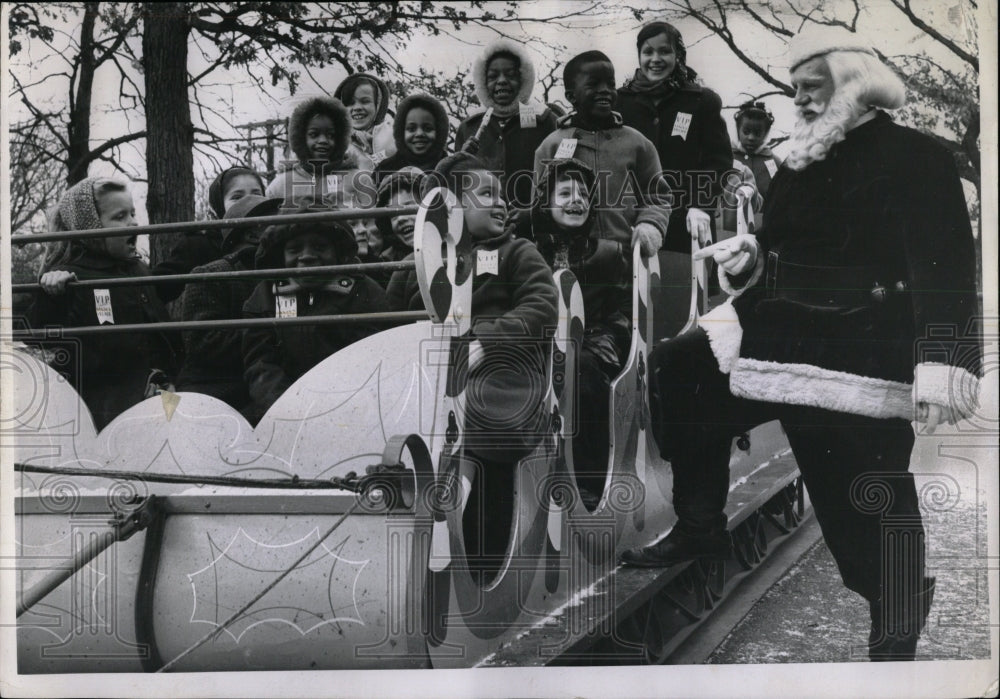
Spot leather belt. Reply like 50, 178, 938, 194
765, 251, 907, 308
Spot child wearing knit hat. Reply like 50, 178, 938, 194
28, 177, 181, 431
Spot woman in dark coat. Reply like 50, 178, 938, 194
616, 21, 733, 253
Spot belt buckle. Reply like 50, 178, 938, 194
766, 251, 779, 297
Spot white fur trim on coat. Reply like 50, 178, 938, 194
719, 239, 764, 297
914, 362, 981, 419
698, 300, 742, 374
729, 358, 915, 419
472, 39, 536, 108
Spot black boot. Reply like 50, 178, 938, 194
868, 576, 936, 662
619, 525, 731, 568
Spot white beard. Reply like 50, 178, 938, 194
785, 91, 866, 171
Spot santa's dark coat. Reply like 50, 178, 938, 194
707, 111, 980, 418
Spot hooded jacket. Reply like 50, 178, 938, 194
374, 93, 450, 183
455, 40, 558, 211
266, 96, 376, 208
334, 73, 396, 165
369, 170, 422, 287
534, 112, 671, 246
616, 81, 733, 253
241, 218, 390, 421
532, 158, 630, 353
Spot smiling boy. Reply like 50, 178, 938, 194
534, 50, 671, 256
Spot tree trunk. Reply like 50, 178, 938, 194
142, 2, 193, 267
65, 2, 98, 186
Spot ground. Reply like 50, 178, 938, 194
707, 432, 994, 665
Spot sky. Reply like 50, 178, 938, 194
5, 0, 983, 230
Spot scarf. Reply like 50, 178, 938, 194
620, 66, 697, 97
43, 177, 107, 269
352, 128, 374, 155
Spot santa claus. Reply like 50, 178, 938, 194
620, 26, 981, 662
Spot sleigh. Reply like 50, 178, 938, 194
8, 187, 806, 670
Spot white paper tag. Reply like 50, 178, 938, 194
764, 159, 778, 177
275, 295, 298, 318
519, 103, 537, 128
671, 112, 692, 140
325, 174, 341, 192
554, 138, 577, 159
371, 150, 386, 166
477, 249, 499, 276
93, 289, 114, 325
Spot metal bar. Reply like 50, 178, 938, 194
13, 462, 363, 491
12, 259, 416, 293
11, 206, 419, 245
16, 497, 159, 618
11, 310, 428, 337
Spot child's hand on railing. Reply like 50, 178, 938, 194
631, 222, 662, 257
686, 208, 712, 246
39, 271, 76, 296
693, 235, 759, 276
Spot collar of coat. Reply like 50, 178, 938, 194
556, 111, 624, 130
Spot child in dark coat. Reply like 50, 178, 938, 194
29, 177, 181, 430
241, 204, 389, 423
176, 194, 282, 413
396, 153, 558, 579
533, 158, 630, 499
153, 165, 267, 302
455, 40, 559, 217
373, 169, 420, 292
373, 93, 449, 184
266, 96, 375, 209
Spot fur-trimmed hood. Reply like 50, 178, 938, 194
472, 39, 536, 109
287, 96, 353, 169
393, 93, 450, 158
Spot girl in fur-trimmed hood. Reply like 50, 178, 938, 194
456, 40, 558, 217
266, 96, 376, 208
374, 93, 450, 183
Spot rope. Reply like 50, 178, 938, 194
155, 499, 361, 672
13, 462, 363, 493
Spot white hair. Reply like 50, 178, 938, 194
785, 51, 906, 171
